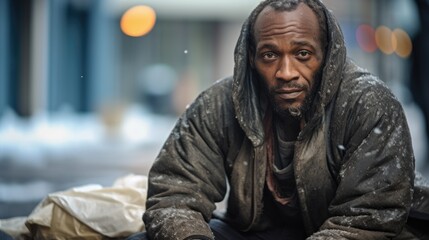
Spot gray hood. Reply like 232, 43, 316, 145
232, 0, 347, 146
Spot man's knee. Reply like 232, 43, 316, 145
126, 232, 149, 240
126, 220, 238, 240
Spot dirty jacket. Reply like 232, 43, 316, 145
143, 1, 429, 239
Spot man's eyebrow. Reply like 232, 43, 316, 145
290, 40, 316, 49
256, 43, 279, 51
256, 40, 317, 52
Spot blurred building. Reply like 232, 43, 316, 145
0, 0, 424, 218
0, 0, 420, 116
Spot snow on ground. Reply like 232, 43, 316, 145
0, 106, 176, 218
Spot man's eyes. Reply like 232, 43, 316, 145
261, 52, 277, 60
258, 49, 312, 61
296, 50, 312, 60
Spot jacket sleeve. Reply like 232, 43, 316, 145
143, 88, 228, 240
308, 80, 415, 239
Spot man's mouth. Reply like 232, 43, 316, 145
276, 89, 304, 100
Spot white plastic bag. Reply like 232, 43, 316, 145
24, 174, 147, 240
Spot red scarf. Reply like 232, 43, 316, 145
263, 109, 296, 205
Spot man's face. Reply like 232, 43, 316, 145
252, 4, 324, 118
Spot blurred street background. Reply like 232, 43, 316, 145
0, 0, 428, 219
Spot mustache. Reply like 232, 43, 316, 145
271, 82, 308, 92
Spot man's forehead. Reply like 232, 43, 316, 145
254, 3, 321, 38
255, 3, 317, 26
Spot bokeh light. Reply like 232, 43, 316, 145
120, 5, 156, 37
393, 28, 412, 58
356, 24, 377, 53
375, 26, 396, 55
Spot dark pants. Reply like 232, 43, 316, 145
126, 219, 305, 240
0, 230, 13, 240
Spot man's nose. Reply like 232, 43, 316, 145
275, 57, 299, 81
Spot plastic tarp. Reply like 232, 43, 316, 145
1, 174, 147, 240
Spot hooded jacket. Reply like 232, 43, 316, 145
143, 1, 429, 239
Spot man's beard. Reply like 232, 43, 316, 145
260, 69, 322, 119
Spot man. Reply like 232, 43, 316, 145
130, 0, 429, 239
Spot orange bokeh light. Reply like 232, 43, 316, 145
120, 5, 156, 37
393, 28, 412, 58
375, 26, 396, 55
